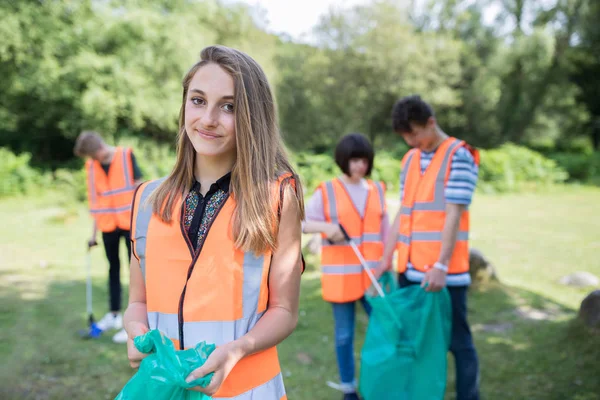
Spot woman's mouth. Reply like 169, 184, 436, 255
197, 129, 220, 140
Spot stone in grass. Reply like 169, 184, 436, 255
296, 352, 313, 365
559, 272, 599, 288
472, 322, 513, 334
579, 290, 600, 330
469, 248, 498, 285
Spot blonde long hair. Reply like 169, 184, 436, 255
149, 45, 304, 254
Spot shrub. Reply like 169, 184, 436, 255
549, 152, 600, 184
0, 148, 48, 197
478, 144, 568, 193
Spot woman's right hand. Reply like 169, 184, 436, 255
125, 321, 149, 368
324, 223, 346, 243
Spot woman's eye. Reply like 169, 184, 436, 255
222, 103, 234, 113
191, 97, 205, 106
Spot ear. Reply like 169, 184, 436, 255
427, 116, 437, 128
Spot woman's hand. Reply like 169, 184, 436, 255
324, 223, 345, 243
125, 321, 149, 368
185, 341, 245, 396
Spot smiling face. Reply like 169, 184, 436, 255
184, 63, 236, 159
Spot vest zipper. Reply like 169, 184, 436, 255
176, 193, 230, 350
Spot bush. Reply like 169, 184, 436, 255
291, 150, 402, 194
548, 152, 600, 184
0, 147, 89, 201
52, 168, 88, 202
478, 143, 568, 193
292, 152, 338, 194
294, 144, 569, 195
0, 148, 49, 197
371, 151, 402, 192
0, 141, 584, 201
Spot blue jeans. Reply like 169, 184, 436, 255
331, 297, 372, 385
399, 274, 480, 400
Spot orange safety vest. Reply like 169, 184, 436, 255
319, 178, 386, 303
396, 137, 479, 286
86, 147, 136, 232
131, 174, 296, 400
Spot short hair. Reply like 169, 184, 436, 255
73, 131, 105, 157
391, 95, 435, 133
334, 133, 374, 176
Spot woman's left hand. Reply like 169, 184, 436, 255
185, 341, 245, 396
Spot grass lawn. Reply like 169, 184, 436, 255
1, 186, 599, 399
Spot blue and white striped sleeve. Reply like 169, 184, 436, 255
399, 171, 405, 204
445, 147, 479, 205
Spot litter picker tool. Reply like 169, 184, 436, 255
78, 247, 103, 339
332, 224, 386, 298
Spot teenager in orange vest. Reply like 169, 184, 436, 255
303, 133, 388, 400
378, 95, 480, 400
74, 131, 143, 343
123, 46, 304, 399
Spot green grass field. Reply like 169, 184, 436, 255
1, 186, 599, 400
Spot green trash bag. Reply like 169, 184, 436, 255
115, 329, 216, 400
359, 274, 452, 400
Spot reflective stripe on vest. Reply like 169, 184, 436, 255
89, 205, 132, 214
405, 267, 472, 286
98, 149, 136, 195
87, 147, 136, 232
321, 232, 383, 247
320, 178, 385, 302
131, 175, 292, 399
396, 138, 472, 281
132, 178, 164, 280
216, 373, 286, 400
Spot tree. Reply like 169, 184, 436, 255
569, 0, 600, 150
277, 0, 462, 152
0, 0, 280, 165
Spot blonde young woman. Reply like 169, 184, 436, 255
124, 45, 304, 399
